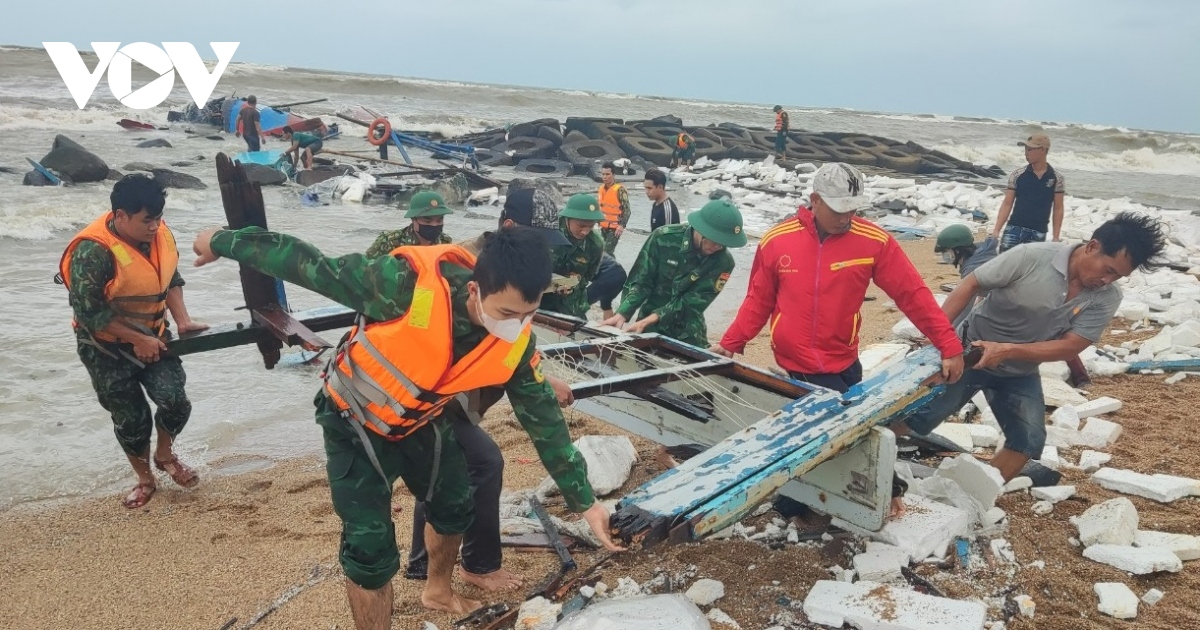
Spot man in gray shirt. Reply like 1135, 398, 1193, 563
893, 212, 1166, 481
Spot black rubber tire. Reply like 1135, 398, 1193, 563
692, 137, 727, 160
724, 143, 771, 160
684, 127, 722, 143
791, 133, 839, 149
616, 136, 675, 167
493, 136, 555, 161
586, 121, 646, 144
588, 160, 642, 183
704, 126, 753, 145
820, 144, 879, 167
510, 118, 559, 139
471, 132, 508, 149
786, 144, 831, 162
558, 140, 626, 174
634, 124, 684, 144
536, 125, 564, 147
929, 149, 972, 169
651, 114, 683, 125
514, 159, 573, 178
916, 154, 959, 174
563, 130, 589, 144
843, 136, 891, 153
475, 148, 512, 168
565, 117, 621, 136
749, 130, 781, 150
871, 148, 922, 174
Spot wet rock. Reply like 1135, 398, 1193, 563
123, 162, 157, 172
22, 170, 54, 186
41, 134, 109, 182
137, 139, 173, 148
242, 163, 288, 186
170, 161, 196, 167
106, 169, 123, 181
151, 168, 207, 190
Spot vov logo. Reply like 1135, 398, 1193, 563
43, 42, 239, 110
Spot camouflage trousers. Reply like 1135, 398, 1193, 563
77, 340, 192, 457
315, 392, 473, 590
601, 227, 622, 256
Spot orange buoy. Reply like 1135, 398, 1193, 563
367, 117, 392, 146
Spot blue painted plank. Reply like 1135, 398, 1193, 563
1127, 358, 1200, 373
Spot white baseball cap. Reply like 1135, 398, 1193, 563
812, 162, 870, 214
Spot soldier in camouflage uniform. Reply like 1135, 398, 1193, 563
60, 174, 208, 509
539, 194, 606, 318
192, 224, 622, 623
365, 191, 453, 257
600, 198, 746, 347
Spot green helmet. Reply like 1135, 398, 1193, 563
404, 191, 452, 218
559, 194, 605, 221
935, 224, 974, 252
688, 199, 748, 248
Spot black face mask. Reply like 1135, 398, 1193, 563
415, 223, 443, 243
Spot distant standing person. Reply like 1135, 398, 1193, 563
366, 191, 453, 257
643, 168, 680, 232
282, 126, 323, 170
58, 174, 209, 509
236, 95, 265, 152
773, 105, 790, 159
992, 133, 1065, 252
671, 132, 696, 170
598, 162, 631, 255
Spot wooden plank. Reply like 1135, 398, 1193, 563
250, 306, 333, 352
611, 345, 946, 546
1126, 358, 1200, 373
168, 305, 355, 356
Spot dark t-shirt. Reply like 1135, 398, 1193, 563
1007, 164, 1065, 232
650, 197, 680, 232
238, 105, 260, 136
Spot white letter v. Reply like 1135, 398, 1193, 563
43, 42, 120, 109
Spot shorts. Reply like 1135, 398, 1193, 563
900, 368, 1046, 459
999, 225, 1046, 252
302, 140, 323, 154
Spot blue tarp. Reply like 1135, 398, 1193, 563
234, 149, 287, 167
226, 100, 290, 134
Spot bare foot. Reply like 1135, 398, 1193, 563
459, 567, 523, 592
888, 497, 907, 520
420, 589, 482, 615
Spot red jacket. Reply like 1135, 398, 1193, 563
720, 208, 963, 375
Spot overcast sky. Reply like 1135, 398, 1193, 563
4, 0, 1198, 133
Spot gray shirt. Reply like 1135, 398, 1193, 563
965, 241, 1121, 377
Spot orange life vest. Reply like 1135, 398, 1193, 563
323, 244, 533, 441
676, 133, 692, 150
774, 111, 786, 132
598, 183, 624, 229
58, 213, 178, 343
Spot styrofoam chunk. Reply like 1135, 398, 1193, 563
985, 507, 1007, 525
1003, 476, 1033, 493
1094, 583, 1139, 619
1032, 485, 1076, 503
1142, 588, 1164, 606
934, 454, 1005, 509
1091, 468, 1196, 503
1043, 378, 1088, 407
1032, 500, 1054, 515
1083, 545, 1183, 574
832, 495, 969, 563
990, 539, 1017, 563
971, 392, 999, 430
965, 424, 1001, 448
1079, 450, 1112, 473
1014, 595, 1036, 618
1039, 446, 1062, 470
1050, 406, 1081, 431
1134, 530, 1200, 561
685, 578, 725, 606
931, 423, 974, 452
853, 543, 910, 582
1040, 361, 1071, 382
1079, 418, 1123, 448
1076, 497, 1139, 547
803, 580, 987, 630
1076, 397, 1123, 418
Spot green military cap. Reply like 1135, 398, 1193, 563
935, 224, 974, 252
559, 194, 606, 221
688, 198, 748, 248
404, 191, 452, 218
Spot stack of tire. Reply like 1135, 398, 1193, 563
482, 118, 571, 177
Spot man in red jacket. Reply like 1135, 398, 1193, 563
712, 162, 964, 519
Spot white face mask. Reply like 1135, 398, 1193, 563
939, 251, 955, 264
474, 290, 531, 343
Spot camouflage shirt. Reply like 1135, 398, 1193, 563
210, 226, 596, 511
67, 231, 185, 344
364, 224, 452, 258
617, 224, 734, 347
539, 221, 605, 318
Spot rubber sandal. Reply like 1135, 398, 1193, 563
154, 455, 200, 488
123, 482, 156, 509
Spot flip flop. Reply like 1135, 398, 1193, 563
123, 482, 156, 509
154, 455, 200, 488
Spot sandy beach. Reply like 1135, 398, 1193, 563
3, 239, 1198, 630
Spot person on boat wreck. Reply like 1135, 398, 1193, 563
58, 173, 209, 509
193, 223, 622, 625
366, 191, 453, 257
892, 212, 1167, 482
597, 161, 631, 255
539, 193, 607, 319
282, 125, 323, 170
235, 95, 265, 152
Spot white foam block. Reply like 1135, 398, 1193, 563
1043, 378, 1088, 407
1091, 468, 1196, 503
965, 424, 1001, 448
853, 543, 911, 582
1075, 497, 1139, 548
1039, 446, 1062, 470
1031, 485, 1076, 503
1049, 406, 1081, 431
934, 454, 1005, 509
803, 580, 987, 630
1076, 397, 1124, 418
970, 392, 999, 430
685, 578, 725, 606
1003, 476, 1033, 493
1142, 589, 1164, 606
931, 423, 974, 452
1079, 418, 1124, 448
1083, 545, 1183, 574
1094, 583, 1139, 619
1079, 450, 1112, 473
1134, 530, 1200, 561
832, 495, 969, 563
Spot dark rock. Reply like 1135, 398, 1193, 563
123, 162, 156, 172
193, 155, 206, 161
206, 135, 224, 141
137, 139, 173, 149
40, 135, 110, 183
22, 170, 53, 186
0, 165, 19, 175
151, 168, 207, 190
242, 163, 288, 186
295, 165, 355, 187
876, 199, 909, 212
170, 161, 196, 167
652, 114, 683, 125
107, 169, 123, 181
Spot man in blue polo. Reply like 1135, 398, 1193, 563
991, 133, 1065, 252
